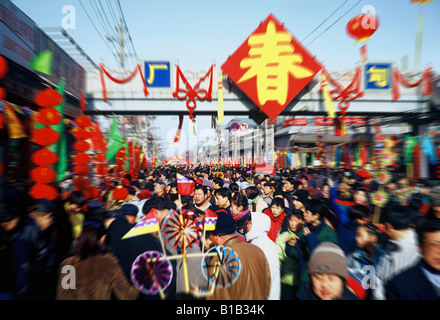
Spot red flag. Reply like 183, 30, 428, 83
177, 173, 195, 195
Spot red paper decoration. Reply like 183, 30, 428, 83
73, 165, 91, 176
31, 148, 58, 167
392, 67, 432, 101
34, 88, 62, 108
346, 13, 380, 43
99, 63, 149, 102
32, 127, 60, 146
173, 64, 214, 119
30, 167, 56, 184
73, 177, 90, 189
74, 115, 93, 128
73, 128, 91, 140
0, 88, 6, 100
73, 140, 90, 152
36, 108, 61, 126
29, 183, 59, 201
112, 186, 128, 201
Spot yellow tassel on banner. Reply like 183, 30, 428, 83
217, 72, 224, 125
321, 72, 336, 119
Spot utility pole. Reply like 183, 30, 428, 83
119, 20, 125, 70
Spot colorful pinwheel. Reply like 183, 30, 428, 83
162, 209, 203, 253
130, 251, 173, 296
201, 245, 242, 289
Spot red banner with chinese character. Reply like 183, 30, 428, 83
221, 14, 322, 120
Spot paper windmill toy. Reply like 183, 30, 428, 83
162, 209, 203, 253
130, 250, 173, 296
201, 245, 242, 289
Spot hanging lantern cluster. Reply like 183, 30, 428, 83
71, 115, 99, 200
315, 136, 325, 164
114, 146, 128, 175
29, 87, 63, 201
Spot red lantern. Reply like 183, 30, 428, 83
112, 186, 128, 201
346, 13, 379, 43
29, 183, 59, 201
73, 128, 91, 140
32, 127, 60, 146
74, 115, 93, 128
30, 167, 56, 184
31, 148, 58, 167
0, 114, 4, 130
73, 140, 90, 152
73, 177, 90, 189
0, 55, 8, 79
73, 152, 91, 165
34, 88, 62, 108
36, 108, 61, 126
73, 165, 91, 176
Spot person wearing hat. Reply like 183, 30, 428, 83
292, 189, 311, 214
197, 211, 271, 300
298, 242, 359, 300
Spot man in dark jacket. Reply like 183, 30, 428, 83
386, 219, 440, 300
0, 203, 48, 299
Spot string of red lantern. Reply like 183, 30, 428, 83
71, 115, 94, 199
99, 63, 149, 101
172, 64, 214, 119
29, 87, 63, 201
392, 67, 432, 101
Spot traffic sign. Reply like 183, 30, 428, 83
230, 122, 240, 131
240, 121, 249, 131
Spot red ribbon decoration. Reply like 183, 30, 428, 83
172, 64, 214, 119
392, 67, 432, 101
99, 63, 149, 101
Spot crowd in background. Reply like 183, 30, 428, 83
1, 164, 440, 300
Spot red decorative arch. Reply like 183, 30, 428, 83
162, 156, 194, 166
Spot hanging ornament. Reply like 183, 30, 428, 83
346, 13, 380, 43
34, 88, 62, 108
29, 183, 59, 201
36, 108, 61, 126
172, 64, 214, 119
410, 0, 434, 4
0, 55, 8, 79
30, 167, 57, 184
31, 127, 60, 146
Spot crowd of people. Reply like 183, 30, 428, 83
1, 164, 440, 300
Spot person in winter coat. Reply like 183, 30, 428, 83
263, 197, 287, 242
298, 242, 359, 300
0, 203, 49, 300
199, 211, 271, 300
245, 186, 268, 213
337, 204, 373, 255
386, 218, 440, 300
373, 203, 420, 300
303, 199, 339, 254
56, 220, 139, 300
276, 209, 307, 300
246, 211, 281, 300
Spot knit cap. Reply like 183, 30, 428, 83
308, 242, 348, 280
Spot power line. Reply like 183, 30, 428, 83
302, 0, 349, 42
305, 0, 362, 47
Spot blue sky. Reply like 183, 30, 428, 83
11, 0, 440, 157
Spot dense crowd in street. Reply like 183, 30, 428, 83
1, 164, 439, 300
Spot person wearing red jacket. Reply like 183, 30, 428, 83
263, 197, 287, 242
